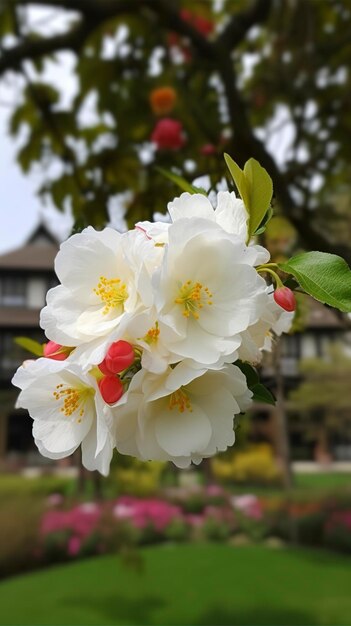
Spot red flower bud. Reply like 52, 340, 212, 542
43, 341, 68, 361
99, 340, 135, 375
98, 359, 112, 376
98, 376, 124, 404
273, 287, 296, 312
151, 118, 186, 150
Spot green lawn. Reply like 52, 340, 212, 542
294, 471, 351, 492
227, 471, 351, 498
0, 544, 351, 625
1, 470, 350, 504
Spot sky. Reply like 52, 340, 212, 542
0, 6, 76, 254
0, 109, 74, 253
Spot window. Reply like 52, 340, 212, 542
281, 334, 301, 359
0, 331, 44, 374
0, 332, 27, 372
0, 276, 26, 307
47, 276, 59, 291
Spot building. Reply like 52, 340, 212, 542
0, 222, 59, 466
251, 299, 351, 462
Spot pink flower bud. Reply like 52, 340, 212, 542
43, 341, 67, 361
98, 376, 124, 404
99, 340, 135, 375
273, 287, 296, 312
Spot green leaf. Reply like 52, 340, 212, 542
254, 205, 273, 235
156, 167, 206, 195
279, 251, 351, 313
15, 337, 44, 357
235, 361, 259, 388
223, 154, 249, 207
251, 383, 276, 405
236, 362, 275, 404
224, 154, 273, 240
243, 158, 273, 238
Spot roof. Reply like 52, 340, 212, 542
0, 307, 40, 328
0, 219, 60, 271
27, 223, 60, 246
0, 244, 58, 271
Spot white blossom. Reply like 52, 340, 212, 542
154, 217, 268, 366
12, 358, 114, 475
40, 227, 160, 346
238, 292, 294, 363
114, 363, 252, 467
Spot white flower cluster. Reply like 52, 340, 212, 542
13, 191, 293, 475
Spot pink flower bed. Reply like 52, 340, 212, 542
113, 496, 183, 530
231, 494, 263, 520
325, 510, 351, 532
40, 490, 237, 557
41, 502, 101, 539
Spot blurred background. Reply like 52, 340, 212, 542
1, 1, 351, 625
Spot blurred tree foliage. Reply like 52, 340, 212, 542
1, 0, 351, 260
290, 345, 351, 454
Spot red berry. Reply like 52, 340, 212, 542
180, 9, 214, 36
200, 143, 216, 156
99, 340, 135, 375
151, 118, 185, 150
167, 32, 180, 48
149, 86, 177, 116
98, 376, 124, 404
273, 287, 296, 312
193, 15, 214, 36
43, 341, 67, 361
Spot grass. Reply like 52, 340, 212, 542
294, 472, 351, 492
1, 470, 349, 504
0, 544, 351, 625
227, 471, 351, 499
0, 475, 72, 500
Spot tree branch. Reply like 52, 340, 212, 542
218, 0, 272, 50
0, 20, 93, 75
216, 55, 351, 263
0, 0, 214, 77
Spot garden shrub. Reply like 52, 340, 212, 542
295, 510, 327, 547
202, 517, 231, 542
324, 511, 351, 553
180, 492, 207, 514
0, 497, 42, 578
211, 444, 281, 485
164, 518, 191, 543
234, 512, 269, 543
0, 475, 72, 501
111, 459, 165, 496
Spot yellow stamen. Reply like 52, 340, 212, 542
168, 388, 193, 413
144, 322, 160, 345
93, 275, 128, 315
53, 384, 93, 422
174, 280, 213, 320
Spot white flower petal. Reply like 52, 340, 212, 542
154, 403, 212, 457
168, 192, 215, 223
